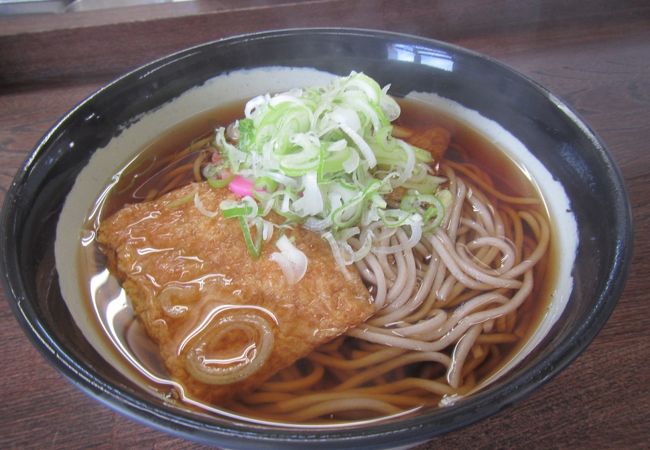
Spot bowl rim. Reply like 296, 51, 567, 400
0, 27, 633, 448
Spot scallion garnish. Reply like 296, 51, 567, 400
204, 72, 450, 263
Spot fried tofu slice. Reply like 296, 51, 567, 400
97, 182, 374, 404
408, 127, 451, 161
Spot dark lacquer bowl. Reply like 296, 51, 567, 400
0, 29, 632, 449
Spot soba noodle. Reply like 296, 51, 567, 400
120, 133, 549, 422
221, 161, 548, 421
93, 75, 551, 423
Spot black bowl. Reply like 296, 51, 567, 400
0, 28, 632, 449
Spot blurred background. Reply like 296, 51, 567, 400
0, 0, 194, 14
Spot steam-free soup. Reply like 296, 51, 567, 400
76, 74, 557, 425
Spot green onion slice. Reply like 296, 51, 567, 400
209, 72, 451, 265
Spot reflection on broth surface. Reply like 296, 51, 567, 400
76, 76, 558, 426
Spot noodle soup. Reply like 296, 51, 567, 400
56, 68, 576, 427
76, 107, 554, 424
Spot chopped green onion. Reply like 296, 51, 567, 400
166, 193, 194, 209
222, 206, 254, 218
238, 216, 262, 258
207, 175, 234, 189
209, 72, 450, 261
238, 118, 255, 152
255, 176, 278, 192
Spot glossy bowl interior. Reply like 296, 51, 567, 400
0, 29, 632, 449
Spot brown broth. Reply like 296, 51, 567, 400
103, 100, 245, 218
78, 96, 558, 424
